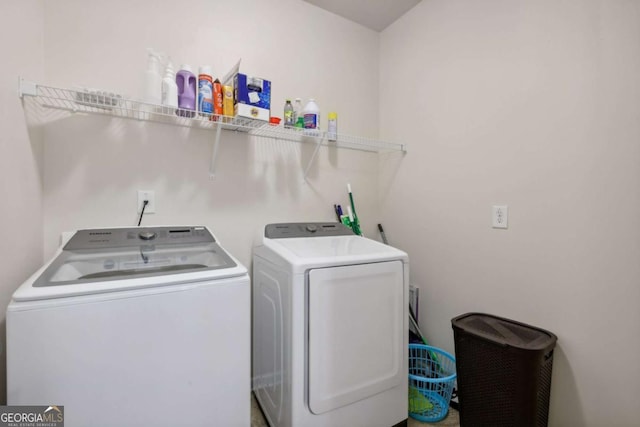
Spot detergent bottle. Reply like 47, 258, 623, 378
303, 98, 320, 136
176, 64, 196, 117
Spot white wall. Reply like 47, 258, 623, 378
10, 1, 639, 423
0, 1, 45, 404
380, 0, 640, 425
40, 0, 382, 265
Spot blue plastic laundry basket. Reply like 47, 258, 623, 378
408, 344, 457, 423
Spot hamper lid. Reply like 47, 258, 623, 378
452, 313, 557, 350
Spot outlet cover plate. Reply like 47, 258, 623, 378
137, 190, 156, 214
492, 205, 508, 229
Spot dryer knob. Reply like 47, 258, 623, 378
306, 224, 318, 233
138, 231, 157, 241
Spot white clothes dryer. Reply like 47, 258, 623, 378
7, 226, 250, 427
252, 222, 409, 427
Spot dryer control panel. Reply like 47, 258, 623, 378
265, 222, 354, 239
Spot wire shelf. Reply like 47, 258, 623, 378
19, 80, 406, 153
19, 78, 406, 179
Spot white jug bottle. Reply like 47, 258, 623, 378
303, 98, 320, 136
161, 61, 178, 109
144, 48, 164, 105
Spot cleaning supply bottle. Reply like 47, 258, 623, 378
213, 78, 223, 117
294, 98, 303, 123
144, 48, 164, 105
327, 112, 338, 141
303, 98, 320, 136
161, 61, 178, 109
198, 66, 213, 116
284, 100, 294, 127
176, 64, 196, 117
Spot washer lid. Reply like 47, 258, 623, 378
13, 226, 247, 302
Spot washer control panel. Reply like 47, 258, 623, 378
265, 222, 354, 239
64, 226, 214, 250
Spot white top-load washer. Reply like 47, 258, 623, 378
7, 226, 250, 427
252, 222, 409, 427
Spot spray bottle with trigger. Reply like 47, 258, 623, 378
144, 48, 166, 106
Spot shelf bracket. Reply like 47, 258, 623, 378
18, 77, 38, 98
303, 135, 325, 181
209, 121, 224, 178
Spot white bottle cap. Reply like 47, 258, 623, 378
180, 64, 193, 73
198, 65, 212, 76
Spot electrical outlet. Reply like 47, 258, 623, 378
137, 190, 156, 214
492, 205, 508, 229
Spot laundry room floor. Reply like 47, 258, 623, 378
250, 393, 460, 426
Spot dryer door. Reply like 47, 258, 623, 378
307, 260, 404, 414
